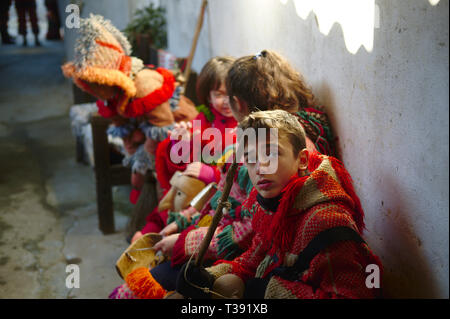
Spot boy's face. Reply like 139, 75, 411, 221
244, 132, 307, 198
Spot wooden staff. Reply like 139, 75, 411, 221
195, 155, 238, 267
183, 0, 208, 89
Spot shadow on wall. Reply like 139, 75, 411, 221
313, 81, 342, 160
312, 82, 441, 298
374, 174, 441, 298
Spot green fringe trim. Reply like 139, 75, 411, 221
166, 211, 177, 224
296, 110, 334, 154
239, 202, 260, 219
237, 166, 253, 195
194, 104, 221, 165
240, 207, 252, 219
195, 104, 215, 123
210, 190, 241, 219
216, 225, 243, 260
167, 211, 191, 231
191, 214, 200, 225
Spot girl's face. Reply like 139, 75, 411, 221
209, 83, 233, 118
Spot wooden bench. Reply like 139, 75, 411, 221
90, 114, 132, 234
72, 84, 132, 234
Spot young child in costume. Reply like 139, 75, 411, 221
176, 110, 383, 299
155, 56, 238, 191
226, 50, 334, 156
130, 56, 238, 243
109, 51, 337, 299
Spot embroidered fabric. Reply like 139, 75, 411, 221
139, 122, 174, 142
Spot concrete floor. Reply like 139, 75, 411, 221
0, 39, 133, 298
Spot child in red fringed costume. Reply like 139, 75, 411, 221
130, 56, 238, 243
155, 56, 238, 191
177, 110, 383, 299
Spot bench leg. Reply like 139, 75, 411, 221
91, 115, 115, 234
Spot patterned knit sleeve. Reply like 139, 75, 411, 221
213, 188, 257, 260
207, 228, 267, 282
214, 216, 254, 260
171, 159, 254, 267
166, 210, 201, 232
264, 204, 383, 299
171, 190, 256, 267
170, 222, 219, 267
265, 240, 382, 299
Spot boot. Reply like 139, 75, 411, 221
34, 34, 41, 46
1, 31, 15, 44
22, 35, 27, 47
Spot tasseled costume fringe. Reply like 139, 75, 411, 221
125, 267, 166, 299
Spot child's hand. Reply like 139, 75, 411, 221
183, 162, 218, 185
153, 233, 180, 256
131, 231, 143, 243
181, 206, 199, 218
159, 222, 179, 237
168, 121, 192, 141
183, 162, 203, 178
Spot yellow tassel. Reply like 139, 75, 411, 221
125, 267, 166, 299
197, 215, 213, 227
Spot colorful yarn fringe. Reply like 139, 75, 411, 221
125, 267, 167, 299
296, 108, 334, 156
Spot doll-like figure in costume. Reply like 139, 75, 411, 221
113, 170, 208, 286
61, 14, 198, 202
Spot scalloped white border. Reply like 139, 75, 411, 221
280, 0, 377, 54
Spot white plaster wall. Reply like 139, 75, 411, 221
165, 0, 449, 298
164, 0, 213, 68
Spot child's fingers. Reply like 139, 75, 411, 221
153, 241, 162, 251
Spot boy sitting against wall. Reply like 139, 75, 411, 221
177, 110, 383, 299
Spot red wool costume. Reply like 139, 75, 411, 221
138, 106, 237, 234
155, 106, 237, 191
170, 161, 253, 266
207, 151, 383, 299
